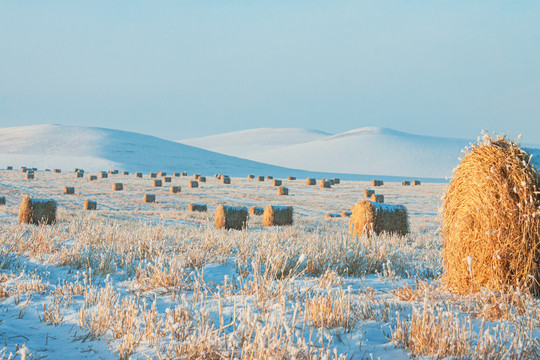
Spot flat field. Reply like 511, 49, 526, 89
0, 170, 538, 359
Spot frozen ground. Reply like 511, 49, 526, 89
1, 170, 538, 359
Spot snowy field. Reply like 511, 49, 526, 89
0, 169, 539, 359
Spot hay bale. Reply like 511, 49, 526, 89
88, 175, 97, 181
149, 173, 157, 178
112, 183, 123, 191
288, 176, 296, 180
109, 170, 119, 174
306, 178, 316, 185
99, 171, 108, 179
174, 172, 180, 177
164, 177, 171, 183
54, 169, 61, 173
402, 180, 410, 186
182, 172, 187, 176
349, 200, 409, 238
122, 171, 129, 175
334, 178, 340, 184
188, 203, 207, 212
272, 179, 282, 186
153, 179, 162, 187
83, 199, 97, 210
221, 176, 231, 184
412, 180, 421, 185
320, 180, 331, 188
7, 166, 12, 170
26, 172, 34, 180
371, 180, 383, 186
193, 174, 200, 180
32, 167, 37, 171
21, 167, 27, 172
248, 174, 255, 179
442, 134, 540, 295
266, 175, 273, 180
277, 185, 289, 196
18, 197, 57, 225
214, 205, 249, 230
63, 186, 75, 195
189, 180, 199, 188
135, 172, 143, 178
76, 172, 84, 178
143, 194, 156, 203
0, 196, 6, 205
170, 185, 181, 193
250, 206, 264, 216
158, 172, 166, 177
326, 213, 341, 218
341, 211, 352, 217
257, 176, 265, 182
363, 189, 375, 198
198, 176, 206, 183
329, 179, 335, 185
371, 194, 384, 203
262, 205, 293, 226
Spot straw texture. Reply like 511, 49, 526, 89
349, 200, 409, 238
214, 205, 248, 230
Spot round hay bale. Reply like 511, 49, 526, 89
363, 189, 375, 198
170, 185, 181, 193
109, 170, 119, 174
198, 176, 206, 183
442, 134, 540, 295
158, 172, 166, 177
21, 167, 27, 172
152, 179, 162, 187
182, 172, 188, 176
221, 176, 231, 184
164, 177, 171, 183
306, 178, 316, 185
288, 176, 296, 180
333, 178, 340, 184
266, 175, 273, 180
63, 186, 75, 195
277, 185, 288, 196
262, 205, 293, 226
149, 172, 157, 178
371, 180, 383, 186
0, 196, 6, 205
189, 180, 199, 188
329, 179, 335, 185
53, 169, 61, 173
349, 200, 409, 238
122, 171, 129, 175
83, 199, 97, 210
174, 172, 180, 177
272, 179, 282, 187
257, 176, 265, 182
7, 166, 13, 170
143, 194, 156, 203
371, 194, 384, 203
250, 206, 264, 216
99, 171, 108, 179
188, 203, 207, 212
193, 173, 200, 180
248, 174, 255, 179
88, 175, 97, 181
112, 183, 123, 191
326, 212, 341, 218
319, 180, 331, 188
341, 211, 352, 217
135, 172, 143, 178
402, 180, 411, 186
76, 172, 84, 178
412, 180, 421, 185
26, 172, 34, 180
19, 197, 57, 225
214, 205, 248, 230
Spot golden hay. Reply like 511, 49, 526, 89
248, 174, 255, 179
182, 171, 187, 176
19, 197, 57, 225
214, 205, 248, 230
21, 167, 27, 172
112, 183, 123, 191
109, 170, 119, 174
88, 175, 97, 181
198, 176, 206, 182
442, 134, 540, 295
319, 180, 331, 188
272, 179, 282, 186
193, 174, 200, 180
250, 206, 264, 216
76, 172, 84, 178
372, 180, 383, 186
63, 186, 75, 195
412, 180, 421, 185
99, 171, 108, 179
149, 173, 157, 178
174, 172, 180, 177
262, 205, 293, 226
158, 171, 166, 176
143, 194, 156, 203
164, 177, 171, 183
266, 175, 273, 180
364, 189, 375, 198
257, 176, 265, 181
349, 200, 409, 238
371, 194, 384, 203
402, 180, 411, 186
189, 180, 199, 188
306, 178, 316, 185
122, 171, 129, 175
53, 169, 61, 173
0, 196, 6, 205
135, 172, 142, 178
170, 185, 181, 193
221, 176, 231, 184
152, 179, 162, 187
188, 203, 207, 212
26, 172, 34, 180
83, 199, 97, 210
277, 185, 288, 196
288, 176, 296, 180
341, 211, 352, 217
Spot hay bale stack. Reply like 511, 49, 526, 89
341, 211, 352, 217
248, 174, 255, 179
122, 171, 129, 175
442, 134, 540, 295
164, 177, 171, 183
54, 169, 61, 173
214, 205, 249, 230
188, 203, 207, 212
170, 185, 181, 193
263, 205, 293, 226
277, 185, 289, 196
63, 186, 75, 195
193, 174, 200, 180
402, 180, 410, 186
272, 179, 282, 186
349, 200, 409, 238
143, 194, 156, 203
189, 180, 199, 188
371, 194, 384, 203
371, 180, 383, 186
306, 178, 316, 185
88, 175, 97, 181
334, 178, 340, 184
288, 176, 296, 180
83, 199, 97, 210
19, 197, 57, 225
266, 175, 273, 180
0, 196, 6, 205
174, 172, 180, 177
112, 183, 123, 191
26, 172, 34, 180
364, 189, 375, 198
221, 176, 231, 184
99, 171, 108, 179
320, 180, 331, 188
250, 206, 264, 216
153, 179, 162, 187
412, 180, 421, 185
76, 172, 84, 178
135, 172, 143, 178
149, 173, 157, 178
198, 176, 206, 183
326, 213, 341, 218
257, 176, 265, 182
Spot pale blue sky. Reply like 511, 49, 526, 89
1, 1, 539, 142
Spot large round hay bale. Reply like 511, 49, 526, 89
112, 183, 123, 191
221, 176, 231, 184
63, 186, 75, 195
272, 179, 282, 187
250, 206, 264, 216
248, 174, 255, 179
412, 180, 421, 186
164, 177, 171, 183
170, 185, 181, 193
198, 176, 206, 183
214, 205, 248, 230
88, 175, 97, 181
152, 179, 162, 187
143, 194, 156, 203
277, 185, 288, 196
402, 180, 410, 186
288, 176, 296, 180
192, 173, 200, 180
349, 200, 408, 238
442, 135, 540, 295
135, 172, 143, 178
262, 205, 293, 226
257, 176, 265, 182
158, 171, 166, 177
371, 194, 384, 203
99, 171, 108, 179
122, 171, 129, 176
26, 172, 34, 180
266, 175, 273, 180
188, 203, 207, 212
109, 170, 119, 175
83, 199, 97, 210
319, 180, 331, 188
371, 180, 383, 186
189, 180, 199, 188
363, 189, 375, 198
333, 178, 340, 184
53, 169, 61, 173
149, 172, 157, 178
306, 178, 316, 185
329, 179, 335, 185
19, 197, 57, 225
174, 172, 180, 177
7, 166, 13, 170
182, 172, 188, 176
76, 172, 84, 178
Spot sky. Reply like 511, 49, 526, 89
1, 1, 539, 143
